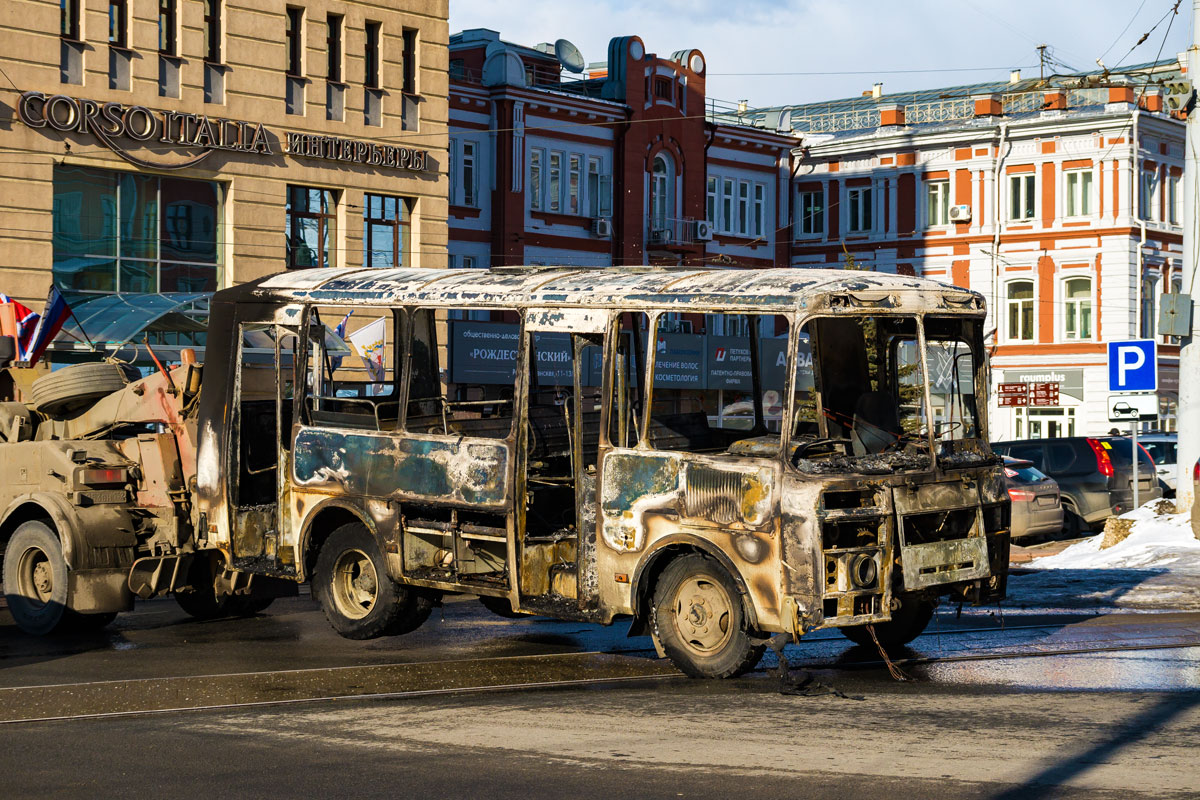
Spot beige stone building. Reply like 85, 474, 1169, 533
0, 0, 448, 307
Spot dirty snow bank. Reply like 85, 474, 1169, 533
1028, 504, 1200, 571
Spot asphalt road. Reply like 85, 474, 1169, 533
2, 583, 1199, 798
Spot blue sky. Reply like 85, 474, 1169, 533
448, 0, 1190, 107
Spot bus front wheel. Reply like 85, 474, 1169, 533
651, 554, 764, 679
315, 524, 426, 640
841, 594, 935, 649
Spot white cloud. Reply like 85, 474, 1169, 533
449, 0, 1189, 106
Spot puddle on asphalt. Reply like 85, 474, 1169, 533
914, 647, 1200, 691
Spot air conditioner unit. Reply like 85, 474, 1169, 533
649, 228, 673, 245
948, 204, 972, 223
693, 219, 714, 241
591, 218, 613, 238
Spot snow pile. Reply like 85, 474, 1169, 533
1028, 503, 1200, 572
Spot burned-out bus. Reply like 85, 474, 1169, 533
195, 267, 1009, 677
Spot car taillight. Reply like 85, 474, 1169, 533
79, 467, 127, 485
1007, 488, 1036, 502
1087, 438, 1115, 478
1193, 458, 1200, 483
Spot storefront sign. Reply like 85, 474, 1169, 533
16, 90, 429, 174
1000, 368, 1083, 402
997, 382, 1028, 407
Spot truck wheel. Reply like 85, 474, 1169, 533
651, 554, 764, 679
2, 520, 70, 635
841, 595, 935, 649
174, 553, 231, 619
30, 362, 139, 417
386, 591, 436, 635
315, 523, 417, 640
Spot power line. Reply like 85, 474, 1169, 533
707, 66, 1039, 77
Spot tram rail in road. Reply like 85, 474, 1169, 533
3, 611, 1198, 725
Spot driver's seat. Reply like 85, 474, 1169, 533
851, 391, 901, 455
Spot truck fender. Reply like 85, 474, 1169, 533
295, 497, 380, 583
627, 533, 760, 636
0, 492, 137, 571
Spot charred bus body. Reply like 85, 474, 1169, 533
188, 266, 1008, 677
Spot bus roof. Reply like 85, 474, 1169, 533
230, 267, 984, 315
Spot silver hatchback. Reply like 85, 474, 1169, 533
1004, 456, 1064, 539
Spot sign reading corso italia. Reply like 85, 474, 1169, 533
16, 90, 427, 173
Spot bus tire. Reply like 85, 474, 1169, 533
385, 591, 435, 635
651, 554, 764, 679
841, 595, 935, 649
2, 520, 71, 636
315, 523, 411, 640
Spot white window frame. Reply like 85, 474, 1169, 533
1005, 279, 1035, 342
529, 148, 543, 211
926, 179, 950, 227
587, 156, 601, 217
1062, 276, 1093, 341
1139, 169, 1156, 221
752, 183, 765, 238
721, 178, 735, 234
737, 181, 750, 236
1141, 276, 1158, 338
461, 140, 477, 207
1063, 168, 1093, 219
448, 138, 457, 206
548, 150, 563, 213
568, 153, 582, 215
847, 186, 873, 233
797, 188, 824, 237
1008, 173, 1036, 221
706, 176, 718, 227
1169, 172, 1180, 225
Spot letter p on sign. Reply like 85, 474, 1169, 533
1107, 339, 1157, 393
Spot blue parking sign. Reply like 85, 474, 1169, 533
1107, 340, 1157, 392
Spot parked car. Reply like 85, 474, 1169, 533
1137, 432, 1177, 497
991, 437, 1160, 534
1003, 456, 1063, 539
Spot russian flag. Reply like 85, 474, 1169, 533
0, 294, 40, 361
24, 286, 73, 367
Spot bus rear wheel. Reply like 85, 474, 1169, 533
651, 554, 764, 679
315, 523, 428, 640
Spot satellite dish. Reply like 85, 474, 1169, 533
555, 39, 586, 73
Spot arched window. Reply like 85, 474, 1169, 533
650, 153, 673, 232
1006, 280, 1034, 341
1063, 277, 1092, 340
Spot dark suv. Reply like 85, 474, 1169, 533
991, 437, 1160, 534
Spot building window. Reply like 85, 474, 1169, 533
926, 179, 950, 226
568, 154, 582, 215
654, 78, 672, 101
1064, 169, 1093, 217
753, 183, 766, 238
1169, 173, 1180, 224
847, 187, 872, 232
365, 21, 381, 88
1141, 277, 1158, 338
286, 7, 303, 75
203, 0, 222, 62
52, 165, 222, 293
363, 194, 410, 269
588, 157, 611, 217
158, 0, 178, 55
1006, 280, 1034, 341
706, 177, 717, 227
1139, 170, 1156, 220
798, 189, 824, 236
461, 141, 477, 207
548, 151, 563, 212
402, 28, 418, 94
651, 154, 673, 230
327, 14, 343, 83
721, 178, 735, 234
286, 186, 337, 269
62, 0, 80, 39
529, 149, 543, 211
1063, 277, 1092, 340
737, 181, 750, 236
108, 0, 127, 47
1009, 173, 1035, 221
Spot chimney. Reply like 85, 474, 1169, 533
872, 82, 883, 99
1141, 87, 1164, 113
973, 93, 1002, 117
1108, 85, 1136, 106
1042, 89, 1067, 111
879, 103, 905, 126
1009, 69, 1021, 84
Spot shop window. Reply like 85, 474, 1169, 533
1006, 280, 1034, 342
286, 185, 337, 270
406, 308, 519, 439
1063, 277, 1092, 340
51, 165, 221, 293
363, 194, 410, 268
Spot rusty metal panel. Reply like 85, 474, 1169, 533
899, 536, 990, 590
525, 308, 609, 333
599, 451, 680, 553
683, 462, 773, 527
292, 427, 510, 509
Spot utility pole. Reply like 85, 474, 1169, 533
1175, 0, 1200, 510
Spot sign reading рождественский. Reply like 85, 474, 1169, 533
15, 90, 429, 174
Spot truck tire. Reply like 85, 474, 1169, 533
31, 362, 139, 417
3, 520, 71, 635
315, 523, 426, 640
174, 553, 231, 620
651, 554, 764, 679
841, 595, 936, 649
